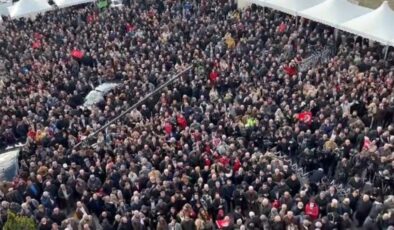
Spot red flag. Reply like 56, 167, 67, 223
298, 112, 312, 124
363, 136, 372, 150
216, 218, 230, 229
71, 49, 84, 59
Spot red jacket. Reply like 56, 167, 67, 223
163, 122, 172, 135
283, 65, 297, 76
233, 159, 241, 172
305, 202, 319, 220
209, 70, 219, 83
176, 115, 187, 129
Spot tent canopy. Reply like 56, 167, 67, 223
0, 1, 12, 16
8, 0, 52, 19
299, 0, 372, 27
54, 0, 96, 8
341, 1, 394, 45
263, 0, 323, 16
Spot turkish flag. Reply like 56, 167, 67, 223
71, 49, 84, 59
298, 112, 312, 124
216, 218, 230, 229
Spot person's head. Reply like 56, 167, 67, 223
284, 191, 290, 198
297, 202, 303, 209
291, 174, 297, 181
319, 191, 326, 199
331, 199, 338, 207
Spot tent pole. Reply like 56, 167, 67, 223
384, 45, 389, 60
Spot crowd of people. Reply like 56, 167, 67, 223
0, 0, 394, 229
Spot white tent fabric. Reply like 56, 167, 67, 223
53, 0, 95, 8
237, 0, 251, 9
0, 1, 11, 16
299, 0, 372, 27
263, 0, 323, 16
341, 1, 394, 46
8, 0, 53, 19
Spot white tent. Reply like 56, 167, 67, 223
263, 0, 323, 16
299, 0, 372, 27
340, 1, 394, 46
8, 0, 53, 19
0, 1, 11, 16
53, 0, 96, 8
